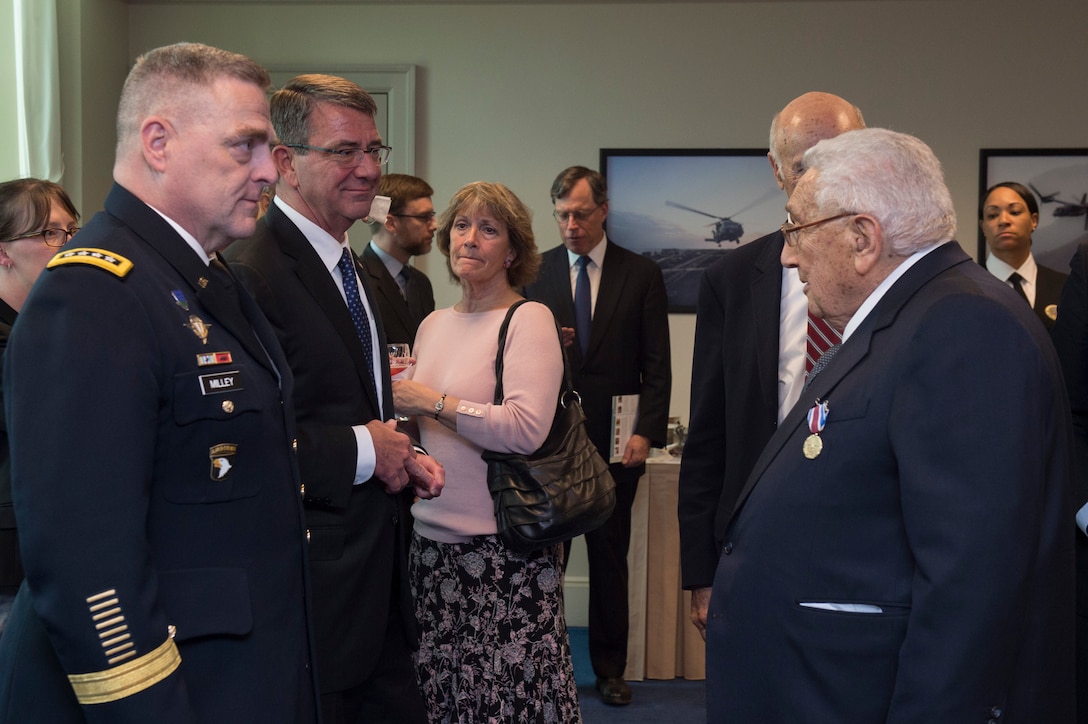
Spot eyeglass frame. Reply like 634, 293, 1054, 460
552, 204, 602, 225
388, 212, 437, 222
283, 143, 392, 167
1, 227, 80, 247
781, 212, 855, 247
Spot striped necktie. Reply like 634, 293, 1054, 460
805, 312, 841, 376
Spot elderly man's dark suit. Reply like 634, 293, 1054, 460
525, 239, 671, 679
227, 202, 422, 722
0, 184, 319, 722
359, 244, 434, 348
678, 231, 785, 592
707, 241, 1075, 722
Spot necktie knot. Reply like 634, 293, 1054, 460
1008, 272, 1030, 305
805, 313, 841, 375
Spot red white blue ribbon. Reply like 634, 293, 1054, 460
807, 400, 829, 434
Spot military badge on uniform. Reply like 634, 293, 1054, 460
196, 351, 233, 366
199, 370, 241, 395
172, 290, 189, 311
185, 315, 211, 344
210, 443, 237, 480
804, 399, 830, 460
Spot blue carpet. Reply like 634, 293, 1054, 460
568, 627, 706, 723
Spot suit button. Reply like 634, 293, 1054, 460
299, 483, 305, 497
723, 542, 733, 555
292, 438, 298, 453
305, 529, 311, 543
990, 706, 1003, 718
221, 399, 234, 413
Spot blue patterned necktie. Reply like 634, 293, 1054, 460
396, 266, 410, 300
337, 247, 378, 398
574, 255, 592, 356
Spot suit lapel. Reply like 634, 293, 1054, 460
265, 206, 385, 414
751, 232, 787, 418
361, 246, 415, 339
589, 240, 628, 360
731, 241, 970, 517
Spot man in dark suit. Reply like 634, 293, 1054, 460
524, 166, 671, 706
1050, 239, 1088, 722
361, 173, 437, 349
227, 75, 443, 724
678, 92, 865, 637
706, 128, 1075, 721
0, 43, 320, 722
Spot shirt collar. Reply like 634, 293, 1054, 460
842, 242, 942, 342
985, 251, 1037, 285
145, 203, 212, 265
566, 234, 608, 268
274, 195, 352, 270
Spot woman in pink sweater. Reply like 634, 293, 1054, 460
393, 182, 580, 723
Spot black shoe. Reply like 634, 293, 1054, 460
595, 676, 632, 706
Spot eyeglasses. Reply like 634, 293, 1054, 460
781, 212, 854, 247
1, 227, 80, 247
553, 205, 601, 225
284, 144, 392, 167
389, 212, 436, 222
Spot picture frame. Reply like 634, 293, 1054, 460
600, 148, 783, 312
978, 148, 1088, 271
266, 65, 416, 175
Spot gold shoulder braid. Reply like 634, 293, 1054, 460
47, 248, 134, 278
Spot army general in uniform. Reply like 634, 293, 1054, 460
0, 43, 320, 722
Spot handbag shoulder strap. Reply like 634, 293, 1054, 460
492, 299, 573, 404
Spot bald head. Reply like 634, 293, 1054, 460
768, 92, 865, 197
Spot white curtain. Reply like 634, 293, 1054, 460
13, 0, 62, 180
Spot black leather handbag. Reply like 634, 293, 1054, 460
482, 300, 616, 554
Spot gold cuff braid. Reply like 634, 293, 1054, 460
68, 637, 181, 704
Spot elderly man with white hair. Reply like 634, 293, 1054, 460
705, 128, 1074, 722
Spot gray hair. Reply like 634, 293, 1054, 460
803, 128, 956, 255
271, 74, 377, 147
117, 43, 269, 152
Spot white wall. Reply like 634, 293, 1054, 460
52, 0, 1086, 625
100, 0, 1088, 429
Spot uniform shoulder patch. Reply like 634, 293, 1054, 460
47, 248, 134, 278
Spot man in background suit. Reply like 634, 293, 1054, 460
678, 92, 865, 637
0, 43, 320, 721
1050, 239, 1088, 722
524, 166, 671, 706
227, 74, 443, 724
706, 128, 1074, 721
362, 173, 436, 348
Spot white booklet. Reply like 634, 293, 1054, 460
610, 394, 640, 463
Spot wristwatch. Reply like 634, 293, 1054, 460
434, 393, 447, 420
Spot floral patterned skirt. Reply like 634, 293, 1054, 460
409, 531, 582, 724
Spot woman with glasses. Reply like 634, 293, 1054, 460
0, 177, 80, 636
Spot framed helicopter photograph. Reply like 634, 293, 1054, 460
978, 148, 1088, 272
600, 148, 783, 312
